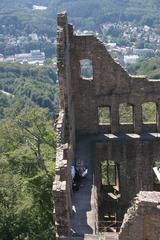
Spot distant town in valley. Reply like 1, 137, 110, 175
76, 21, 160, 68
0, 49, 45, 65
1, 20, 160, 70
0, 1, 160, 73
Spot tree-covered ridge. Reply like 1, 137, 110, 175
0, 0, 53, 35
0, 0, 160, 36
0, 62, 57, 119
54, 0, 160, 28
127, 57, 160, 79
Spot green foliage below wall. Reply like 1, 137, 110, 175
0, 62, 57, 239
0, 108, 56, 240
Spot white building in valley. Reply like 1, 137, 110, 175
15, 50, 45, 65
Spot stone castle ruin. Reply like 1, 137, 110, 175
53, 12, 160, 240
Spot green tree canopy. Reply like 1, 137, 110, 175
0, 107, 56, 240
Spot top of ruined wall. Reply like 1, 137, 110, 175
57, 12, 74, 110
119, 191, 160, 240
57, 12, 160, 136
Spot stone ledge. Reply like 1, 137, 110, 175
53, 180, 67, 192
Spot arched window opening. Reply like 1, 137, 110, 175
98, 106, 111, 125
119, 103, 133, 124
142, 102, 156, 123
80, 59, 93, 80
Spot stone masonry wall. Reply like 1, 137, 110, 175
119, 191, 160, 240
54, 12, 160, 239
96, 136, 160, 205
57, 12, 76, 148
69, 32, 160, 136
53, 12, 76, 238
53, 110, 72, 236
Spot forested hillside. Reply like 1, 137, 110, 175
0, 0, 160, 37
0, 62, 57, 240
53, 0, 160, 29
127, 57, 160, 79
0, 62, 57, 119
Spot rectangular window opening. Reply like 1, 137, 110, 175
119, 103, 133, 124
80, 59, 93, 80
142, 102, 156, 124
101, 160, 117, 186
99, 161, 122, 233
98, 106, 111, 125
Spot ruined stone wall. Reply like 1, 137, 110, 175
119, 191, 160, 240
57, 12, 76, 147
69, 34, 160, 136
96, 136, 160, 205
54, 12, 160, 238
53, 12, 76, 237
55, 11, 160, 152
53, 110, 72, 236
